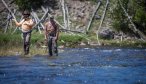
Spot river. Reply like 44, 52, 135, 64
0, 47, 146, 84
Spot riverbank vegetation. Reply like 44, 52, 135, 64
0, 30, 146, 56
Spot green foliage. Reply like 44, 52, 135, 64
0, 31, 146, 50
31, 31, 44, 43
14, 0, 58, 11
0, 31, 87, 48
14, 0, 44, 10
0, 31, 44, 47
112, 0, 146, 35
0, 33, 22, 46
112, 0, 129, 32
59, 33, 85, 47
134, 7, 146, 33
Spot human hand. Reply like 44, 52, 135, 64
54, 37, 58, 41
12, 19, 16, 21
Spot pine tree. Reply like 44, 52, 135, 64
112, 0, 146, 35
14, 0, 44, 11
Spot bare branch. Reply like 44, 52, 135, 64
32, 8, 49, 30
118, 0, 146, 41
41, 6, 64, 29
86, 0, 102, 33
1, 0, 16, 20
96, 0, 109, 45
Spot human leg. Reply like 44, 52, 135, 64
48, 37, 53, 56
23, 32, 31, 55
52, 38, 58, 56
23, 33, 27, 54
25, 32, 31, 54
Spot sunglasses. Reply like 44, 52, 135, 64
23, 14, 30, 15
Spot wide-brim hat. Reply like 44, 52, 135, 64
22, 10, 30, 15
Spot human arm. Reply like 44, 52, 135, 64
12, 19, 24, 27
55, 25, 59, 41
44, 22, 48, 40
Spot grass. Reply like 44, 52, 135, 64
0, 31, 47, 56
0, 31, 87, 56
58, 33, 86, 47
0, 30, 146, 56
0, 46, 48, 56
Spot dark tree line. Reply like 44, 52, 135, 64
112, 0, 146, 37
14, 0, 58, 11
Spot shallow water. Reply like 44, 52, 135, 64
0, 47, 146, 84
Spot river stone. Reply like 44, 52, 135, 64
98, 28, 114, 40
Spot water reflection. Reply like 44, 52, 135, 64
0, 48, 146, 84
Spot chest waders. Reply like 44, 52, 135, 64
48, 34, 58, 56
22, 30, 32, 55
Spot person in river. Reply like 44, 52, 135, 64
12, 10, 34, 55
44, 16, 59, 56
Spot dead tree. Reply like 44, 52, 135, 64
86, 0, 102, 34
118, 0, 146, 41
42, 6, 78, 33
32, 7, 49, 31
65, 4, 70, 30
4, 13, 11, 33
41, 6, 64, 29
1, 0, 18, 33
32, 12, 42, 34
2, 0, 49, 34
1, 0, 16, 19
61, 0, 67, 29
96, 0, 109, 45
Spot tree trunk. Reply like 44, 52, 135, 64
1, 0, 16, 20
120, 32, 123, 42
65, 5, 70, 30
61, 0, 67, 29
96, 0, 109, 45
4, 13, 11, 33
118, 0, 146, 41
41, 6, 64, 29
86, 0, 102, 34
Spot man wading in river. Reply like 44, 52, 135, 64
13, 10, 34, 55
44, 16, 59, 56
